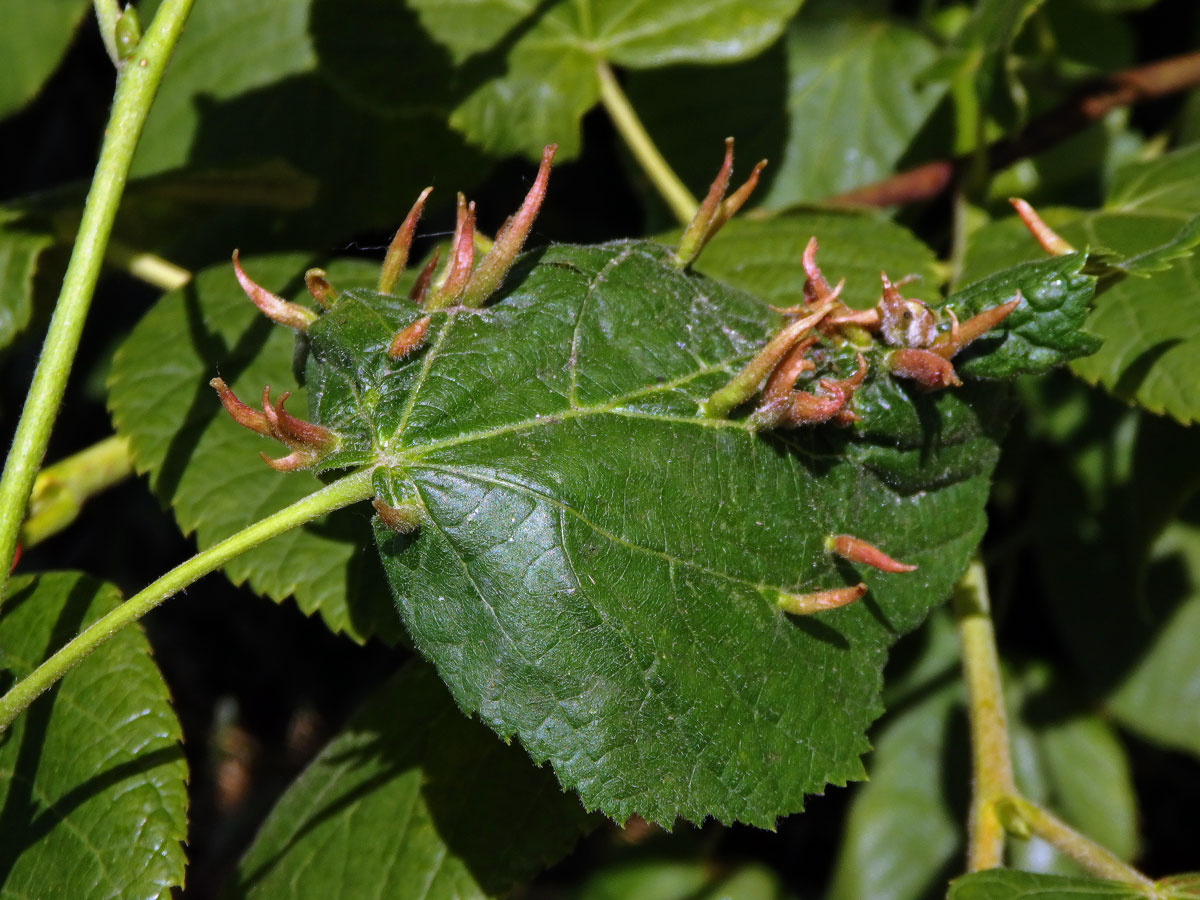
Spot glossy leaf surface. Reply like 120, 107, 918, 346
227, 661, 593, 899
0, 572, 187, 900
290, 231, 1096, 824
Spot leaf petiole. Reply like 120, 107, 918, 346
596, 60, 698, 226
0, 467, 375, 736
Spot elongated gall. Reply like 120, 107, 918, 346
459, 144, 557, 308
379, 186, 433, 294
827, 534, 917, 573
887, 347, 962, 388
232, 250, 317, 331
304, 268, 337, 308
1010, 198, 1075, 256
674, 138, 767, 268
777, 583, 867, 615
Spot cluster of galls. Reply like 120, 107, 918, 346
210, 145, 557, 475
209, 138, 1068, 616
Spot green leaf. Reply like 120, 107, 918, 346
1026, 379, 1200, 760
129, 0, 486, 242
1103, 500, 1200, 757
690, 210, 943, 310
407, 0, 804, 159
626, 8, 948, 209
280, 224, 1093, 825
924, 0, 1046, 132
948, 254, 1100, 380
0, 0, 90, 119
947, 870, 1149, 900
0, 210, 54, 351
226, 660, 593, 899
107, 254, 405, 645
0, 572, 188, 899
829, 615, 1138, 900
963, 145, 1200, 424
579, 859, 785, 900
759, 10, 947, 206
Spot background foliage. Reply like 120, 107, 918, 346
2, 0, 1199, 897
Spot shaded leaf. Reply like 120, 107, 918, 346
407, 0, 804, 159
0, 211, 54, 351
829, 614, 1138, 900
690, 210, 943, 310
579, 859, 785, 900
0, 0, 90, 119
130, 0, 487, 245
1024, 376, 1200, 760
627, 8, 947, 209
108, 254, 405, 644
275, 224, 1106, 824
0, 572, 187, 899
226, 661, 594, 899
923, 0, 1046, 133
947, 870, 1148, 900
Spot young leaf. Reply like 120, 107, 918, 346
130, 0, 486, 243
947, 254, 1100, 380
225, 661, 594, 900
579, 859, 784, 900
0, 0, 90, 119
0, 572, 188, 899
108, 254, 405, 645
291, 229, 1094, 825
947, 870, 1153, 900
406, 0, 803, 159
963, 145, 1200, 424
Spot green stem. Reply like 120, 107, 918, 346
952, 557, 1016, 871
0, 0, 196, 602
1005, 797, 1156, 890
20, 436, 134, 548
94, 0, 122, 65
0, 468, 374, 736
596, 60, 698, 225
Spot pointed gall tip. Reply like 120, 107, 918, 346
931, 292, 1023, 359
674, 139, 736, 267
379, 186, 434, 293
457, 146, 556, 308
304, 268, 337, 308
777, 583, 867, 615
232, 249, 317, 331
714, 157, 767, 231
211, 376, 272, 436
828, 534, 918, 573
1009, 198, 1075, 256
